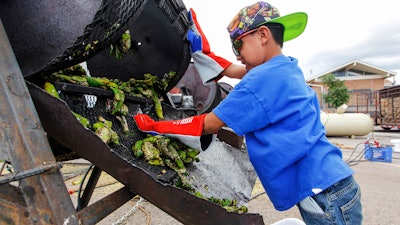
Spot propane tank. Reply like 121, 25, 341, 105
320, 110, 373, 137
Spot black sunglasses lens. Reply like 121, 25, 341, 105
232, 40, 242, 56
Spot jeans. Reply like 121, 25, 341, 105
297, 175, 363, 225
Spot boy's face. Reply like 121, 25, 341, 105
235, 27, 269, 71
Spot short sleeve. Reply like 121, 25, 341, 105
213, 84, 271, 136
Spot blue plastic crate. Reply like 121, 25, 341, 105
364, 144, 392, 162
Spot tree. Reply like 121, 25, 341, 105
321, 73, 349, 108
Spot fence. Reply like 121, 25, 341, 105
321, 90, 379, 125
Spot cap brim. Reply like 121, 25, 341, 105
270, 12, 308, 42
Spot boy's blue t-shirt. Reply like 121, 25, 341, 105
213, 55, 353, 211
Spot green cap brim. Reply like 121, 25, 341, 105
269, 12, 308, 42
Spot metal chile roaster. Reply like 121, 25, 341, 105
0, 0, 265, 224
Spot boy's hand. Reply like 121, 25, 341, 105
187, 9, 232, 84
134, 113, 215, 151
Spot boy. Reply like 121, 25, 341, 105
135, 2, 363, 224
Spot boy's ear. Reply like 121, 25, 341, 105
258, 26, 271, 42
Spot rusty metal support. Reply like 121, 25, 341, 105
0, 19, 80, 225
77, 187, 136, 225
0, 162, 63, 185
77, 165, 101, 210
0, 184, 30, 225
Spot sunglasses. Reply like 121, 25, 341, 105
231, 28, 259, 56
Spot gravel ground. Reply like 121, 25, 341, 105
61, 127, 400, 225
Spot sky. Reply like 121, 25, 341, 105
182, 0, 400, 85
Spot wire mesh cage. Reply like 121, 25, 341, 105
0, 0, 148, 77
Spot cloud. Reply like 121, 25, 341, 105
303, 19, 400, 77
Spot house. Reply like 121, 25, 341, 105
306, 60, 396, 115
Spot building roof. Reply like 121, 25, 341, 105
306, 59, 397, 83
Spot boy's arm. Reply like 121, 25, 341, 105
221, 64, 247, 79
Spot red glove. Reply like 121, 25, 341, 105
134, 114, 215, 151
187, 9, 232, 84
